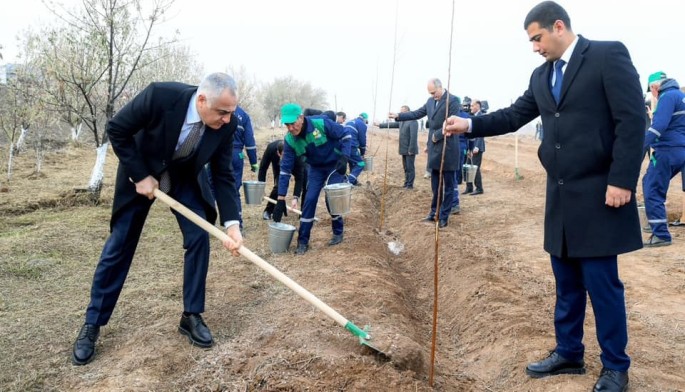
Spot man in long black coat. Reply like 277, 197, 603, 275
445, 2, 643, 391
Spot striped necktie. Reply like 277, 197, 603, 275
159, 122, 205, 192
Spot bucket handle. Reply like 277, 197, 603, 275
325, 170, 349, 187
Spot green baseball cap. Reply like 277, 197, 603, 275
281, 103, 303, 124
359, 112, 368, 120
646, 71, 667, 92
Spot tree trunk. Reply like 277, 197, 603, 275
71, 123, 82, 143
7, 142, 15, 181
14, 127, 29, 154
87, 142, 109, 197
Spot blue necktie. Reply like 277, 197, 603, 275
551, 59, 566, 104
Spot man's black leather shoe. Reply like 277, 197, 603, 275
593, 368, 629, 392
72, 324, 100, 365
295, 243, 309, 255
422, 215, 435, 223
462, 189, 473, 194
470, 190, 484, 195
178, 313, 213, 348
525, 351, 585, 378
328, 234, 344, 246
439, 220, 448, 228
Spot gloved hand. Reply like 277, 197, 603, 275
272, 199, 287, 222
335, 155, 349, 176
251, 163, 259, 172
238, 152, 245, 159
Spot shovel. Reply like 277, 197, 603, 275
153, 189, 385, 356
263, 196, 320, 222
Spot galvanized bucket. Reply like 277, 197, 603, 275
268, 222, 296, 253
323, 171, 352, 215
463, 164, 478, 183
243, 181, 266, 205
637, 206, 649, 231
363, 156, 374, 172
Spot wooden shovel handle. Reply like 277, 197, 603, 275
152, 189, 348, 327
263, 196, 303, 215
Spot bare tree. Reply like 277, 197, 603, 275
261, 76, 328, 126
40, 0, 177, 195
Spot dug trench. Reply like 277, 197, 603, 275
3, 130, 684, 391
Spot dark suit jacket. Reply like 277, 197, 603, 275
107, 82, 241, 227
470, 36, 644, 258
398, 91, 463, 171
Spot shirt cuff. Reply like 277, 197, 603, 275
223, 220, 240, 229
467, 118, 473, 133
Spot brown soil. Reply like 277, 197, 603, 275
0, 129, 683, 391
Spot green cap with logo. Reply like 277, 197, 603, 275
359, 112, 368, 120
281, 103, 303, 124
646, 71, 667, 92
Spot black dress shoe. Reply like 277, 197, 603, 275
525, 351, 585, 378
328, 234, 344, 246
295, 243, 309, 255
470, 190, 484, 195
439, 220, 448, 228
72, 323, 100, 365
178, 313, 213, 348
462, 189, 473, 194
422, 215, 435, 223
593, 368, 629, 392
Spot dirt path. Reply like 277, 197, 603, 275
0, 129, 683, 391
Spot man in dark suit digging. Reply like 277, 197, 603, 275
72, 72, 244, 365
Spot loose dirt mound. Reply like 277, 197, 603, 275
0, 130, 683, 391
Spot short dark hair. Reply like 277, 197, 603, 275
524, 1, 571, 31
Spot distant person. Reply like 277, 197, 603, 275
642, 75, 685, 247
466, 99, 486, 195
71, 73, 244, 365
535, 120, 544, 140
390, 78, 465, 228
345, 113, 368, 186
226, 106, 258, 229
376, 105, 419, 189
444, 2, 644, 390
275, 103, 351, 255
336, 111, 347, 124
257, 140, 305, 221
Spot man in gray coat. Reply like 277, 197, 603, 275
378, 105, 419, 188
391, 78, 465, 227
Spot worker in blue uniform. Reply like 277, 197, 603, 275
274, 103, 352, 255
642, 75, 685, 247
345, 113, 368, 186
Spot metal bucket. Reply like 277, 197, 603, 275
463, 164, 478, 183
243, 181, 266, 205
637, 206, 650, 231
324, 182, 352, 215
363, 156, 374, 171
268, 222, 296, 253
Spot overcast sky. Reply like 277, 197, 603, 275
1, 0, 683, 123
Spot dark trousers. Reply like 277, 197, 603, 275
471, 152, 484, 192
401, 154, 415, 187
298, 166, 344, 245
85, 179, 210, 325
642, 148, 685, 241
550, 254, 630, 371
429, 169, 455, 221
265, 183, 278, 214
